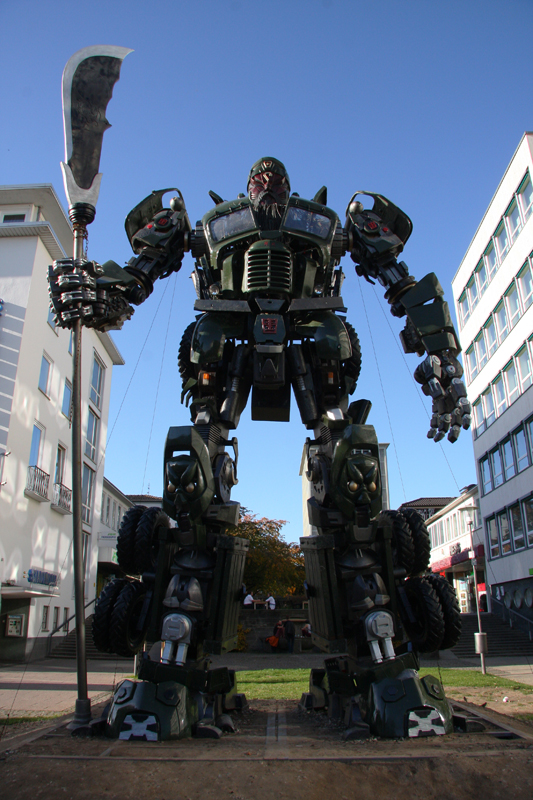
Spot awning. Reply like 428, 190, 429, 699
430, 543, 485, 573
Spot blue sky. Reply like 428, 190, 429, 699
1, 0, 532, 542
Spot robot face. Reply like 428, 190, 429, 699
248, 171, 290, 208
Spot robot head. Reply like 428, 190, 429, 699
248, 157, 290, 210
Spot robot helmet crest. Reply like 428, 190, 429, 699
247, 157, 290, 190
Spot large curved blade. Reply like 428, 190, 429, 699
61, 45, 133, 206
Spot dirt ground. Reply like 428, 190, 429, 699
2, 690, 533, 800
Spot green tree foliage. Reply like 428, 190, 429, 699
228, 510, 305, 596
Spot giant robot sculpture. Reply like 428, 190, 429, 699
49, 158, 468, 740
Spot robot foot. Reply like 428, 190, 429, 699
300, 652, 453, 739
105, 661, 247, 741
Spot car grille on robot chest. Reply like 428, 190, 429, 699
243, 240, 292, 295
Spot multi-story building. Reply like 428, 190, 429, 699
398, 496, 456, 522
426, 485, 486, 614
97, 478, 133, 597
452, 134, 533, 630
0, 184, 124, 661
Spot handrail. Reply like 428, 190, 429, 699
491, 596, 533, 641
49, 597, 95, 637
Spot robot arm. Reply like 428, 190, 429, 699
48, 189, 191, 332
345, 192, 470, 443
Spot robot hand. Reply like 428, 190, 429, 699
48, 258, 138, 332
414, 352, 471, 443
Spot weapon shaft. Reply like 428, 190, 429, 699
70, 204, 95, 728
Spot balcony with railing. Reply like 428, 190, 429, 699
24, 466, 50, 501
51, 482, 72, 514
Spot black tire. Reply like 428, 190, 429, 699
92, 578, 129, 653
425, 574, 462, 650
343, 322, 362, 393
178, 321, 197, 387
116, 505, 146, 575
109, 580, 149, 657
381, 510, 415, 575
401, 508, 431, 576
400, 576, 445, 653
134, 507, 170, 574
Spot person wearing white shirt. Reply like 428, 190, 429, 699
265, 594, 276, 610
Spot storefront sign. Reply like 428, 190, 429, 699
27, 568, 59, 587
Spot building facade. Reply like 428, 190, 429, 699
426, 486, 486, 614
0, 185, 124, 661
452, 134, 533, 630
398, 497, 457, 522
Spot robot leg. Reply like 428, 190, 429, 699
300, 415, 453, 738
102, 423, 248, 740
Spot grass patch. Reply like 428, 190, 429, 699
235, 667, 533, 700
420, 668, 533, 694
0, 714, 62, 726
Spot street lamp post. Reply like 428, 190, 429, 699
468, 518, 487, 674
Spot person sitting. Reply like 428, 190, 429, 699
243, 592, 254, 608
301, 621, 312, 637
265, 593, 276, 610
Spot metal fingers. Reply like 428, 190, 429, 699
416, 353, 471, 443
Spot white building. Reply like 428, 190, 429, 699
97, 478, 133, 597
452, 134, 533, 628
426, 486, 486, 613
0, 185, 124, 661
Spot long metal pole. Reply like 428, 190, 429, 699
69, 207, 95, 728
470, 521, 487, 675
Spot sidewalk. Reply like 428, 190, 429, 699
1, 650, 533, 719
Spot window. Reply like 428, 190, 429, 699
487, 517, 499, 558
61, 380, 72, 418
506, 199, 522, 243
85, 409, 99, 462
501, 438, 516, 481
497, 510, 511, 554
38, 354, 51, 395
480, 455, 492, 494
473, 399, 486, 436
517, 261, 533, 310
459, 292, 469, 326
485, 243, 498, 279
53, 607, 59, 632
112, 500, 116, 530
47, 307, 56, 330
485, 317, 497, 359
81, 464, 95, 524
3, 213, 25, 222
503, 360, 519, 405
475, 259, 487, 295
524, 496, 533, 547
514, 428, 529, 472
495, 222, 509, 262
41, 605, 49, 631
90, 356, 104, 408
117, 505, 122, 529
467, 277, 478, 311
494, 302, 509, 343
505, 283, 520, 329
491, 447, 504, 487
466, 346, 477, 382
492, 375, 507, 417
517, 346, 532, 391
63, 608, 69, 635
54, 445, 66, 485
517, 175, 533, 222
510, 503, 525, 550
101, 491, 107, 521
29, 424, 43, 467
475, 333, 487, 371
483, 388, 495, 427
